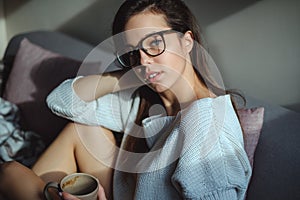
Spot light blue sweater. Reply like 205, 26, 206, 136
47, 77, 252, 200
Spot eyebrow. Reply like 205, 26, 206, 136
127, 29, 172, 45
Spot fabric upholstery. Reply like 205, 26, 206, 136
3, 38, 81, 143
238, 107, 264, 168
2, 31, 299, 199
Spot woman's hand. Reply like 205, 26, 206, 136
60, 183, 107, 200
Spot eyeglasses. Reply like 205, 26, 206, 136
116, 29, 176, 68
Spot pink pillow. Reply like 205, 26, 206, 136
4, 38, 60, 103
238, 107, 264, 168
3, 38, 81, 143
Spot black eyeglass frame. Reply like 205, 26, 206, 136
116, 29, 176, 68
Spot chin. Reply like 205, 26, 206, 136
149, 83, 169, 93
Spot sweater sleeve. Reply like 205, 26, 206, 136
46, 77, 138, 132
171, 95, 252, 200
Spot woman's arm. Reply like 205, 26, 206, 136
47, 70, 142, 130
171, 95, 251, 200
73, 70, 143, 102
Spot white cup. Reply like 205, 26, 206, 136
43, 173, 99, 200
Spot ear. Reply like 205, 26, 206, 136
183, 31, 194, 53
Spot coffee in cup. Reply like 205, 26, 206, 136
43, 173, 99, 200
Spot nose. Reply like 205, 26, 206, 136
139, 49, 153, 65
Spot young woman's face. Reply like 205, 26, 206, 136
123, 13, 192, 93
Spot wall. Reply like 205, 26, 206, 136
4, 0, 122, 44
2, 0, 300, 111
0, 0, 7, 57
202, 0, 300, 110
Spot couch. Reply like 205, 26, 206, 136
1, 30, 299, 200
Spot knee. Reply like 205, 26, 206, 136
0, 161, 44, 187
0, 161, 23, 182
0, 161, 19, 189
67, 122, 116, 144
0, 161, 39, 185
0, 161, 45, 199
0, 161, 19, 176
60, 122, 85, 138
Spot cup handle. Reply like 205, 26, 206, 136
43, 182, 62, 200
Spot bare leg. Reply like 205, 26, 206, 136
0, 123, 116, 200
32, 122, 116, 198
32, 123, 78, 182
0, 161, 46, 200
72, 123, 116, 198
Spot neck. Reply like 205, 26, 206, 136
159, 68, 212, 116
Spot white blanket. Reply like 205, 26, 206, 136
0, 97, 45, 167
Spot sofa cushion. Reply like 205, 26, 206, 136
238, 107, 264, 168
246, 108, 300, 200
3, 38, 81, 144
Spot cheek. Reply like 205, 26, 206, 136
157, 49, 187, 74
165, 40, 187, 67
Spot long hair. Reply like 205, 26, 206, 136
112, 0, 244, 152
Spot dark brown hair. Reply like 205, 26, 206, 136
112, 0, 244, 152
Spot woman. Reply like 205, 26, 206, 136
0, 0, 251, 199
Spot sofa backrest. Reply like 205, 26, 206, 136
1, 30, 94, 95
1, 31, 95, 144
243, 95, 300, 199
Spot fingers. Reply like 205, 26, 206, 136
97, 184, 107, 200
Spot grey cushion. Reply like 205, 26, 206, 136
244, 95, 300, 200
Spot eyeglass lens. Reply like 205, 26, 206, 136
117, 32, 166, 68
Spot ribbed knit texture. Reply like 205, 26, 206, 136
47, 78, 252, 200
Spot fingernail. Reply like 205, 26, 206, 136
58, 192, 62, 197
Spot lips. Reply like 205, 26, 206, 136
146, 71, 161, 82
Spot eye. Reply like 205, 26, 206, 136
150, 37, 163, 47
143, 35, 163, 48
141, 33, 165, 56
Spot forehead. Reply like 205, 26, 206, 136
124, 13, 170, 44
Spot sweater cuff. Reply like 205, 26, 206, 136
200, 189, 238, 200
47, 76, 90, 118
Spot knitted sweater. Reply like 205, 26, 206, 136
47, 77, 252, 200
